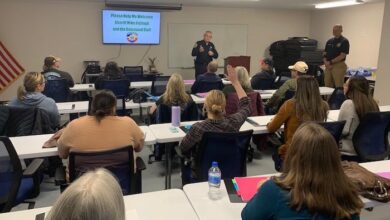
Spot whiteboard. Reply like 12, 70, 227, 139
168, 23, 248, 68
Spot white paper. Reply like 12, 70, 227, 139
126, 209, 138, 220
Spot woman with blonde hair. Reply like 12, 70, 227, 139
149, 73, 193, 114
45, 169, 125, 220
179, 65, 252, 183
9, 71, 60, 128
242, 122, 362, 220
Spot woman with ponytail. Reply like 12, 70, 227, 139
57, 90, 144, 166
179, 65, 252, 183
9, 71, 60, 128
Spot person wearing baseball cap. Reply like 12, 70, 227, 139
251, 58, 276, 90
265, 61, 308, 114
42, 56, 74, 87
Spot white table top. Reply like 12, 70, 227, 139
0, 189, 199, 220
183, 160, 390, 220
70, 82, 153, 92
57, 100, 154, 114
10, 126, 156, 159
327, 105, 390, 121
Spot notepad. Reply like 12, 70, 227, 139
184, 79, 195, 85
195, 92, 208, 98
234, 177, 269, 202
377, 172, 390, 180
126, 209, 138, 220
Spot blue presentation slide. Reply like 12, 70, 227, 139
102, 10, 161, 44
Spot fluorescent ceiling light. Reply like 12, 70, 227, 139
315, 0, 364, 9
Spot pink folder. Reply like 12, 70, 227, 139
377, 172, 390, 180
234, 177, 269, 202
195, 92, 208, 98
184, 80, 195, 85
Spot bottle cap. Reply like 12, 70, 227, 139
212, 161, 218, 167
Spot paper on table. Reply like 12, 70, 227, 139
234, 177, 269, 202
61, 103, 75, 110
377, 172, 390, 180
184, 79, 195, 85
126, 209, 138, 220
195, 93, 208, 98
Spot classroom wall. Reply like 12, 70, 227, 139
0, 0, 311, 100
310, 2, 385, 68
374, 0, 390, 105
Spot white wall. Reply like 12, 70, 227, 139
310, 2, 385, 68
0, 0, 311, 100
374, 0, 390, 105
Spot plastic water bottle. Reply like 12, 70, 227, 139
171, 104, 180, 127
208, 161, 222, 200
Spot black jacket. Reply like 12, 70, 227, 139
94, 73, 129, 90
42, 68, 74, 87
251, 70, 276, 90
191, 72, 223, 94
191, 40, 218, 64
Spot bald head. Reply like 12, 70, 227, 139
333, 24, 343, 38
203, 31, 212, 43
207, 61, 218, 73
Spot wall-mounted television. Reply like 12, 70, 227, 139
102, 10, 161, 45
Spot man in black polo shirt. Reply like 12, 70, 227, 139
323, 24, 350, 88
191, 31, 219, 79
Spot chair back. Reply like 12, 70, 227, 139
151, 76, 170, 96
43, 79, 69, 102
252, 78, 275, 90
195, 130, 253, 181
225, 92, 264, 116
156, 101, 199, 124
123, 66, 144, 82
195, 81, 223, 93
0, 137, 23, 213
68, 146, 135, 195
328, 87, 346, 110
101, 79, 130, 116
318, 121, 346, 144
353, 112, 390, 162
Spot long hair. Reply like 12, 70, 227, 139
104, 62, 122, 79
346, 76, 379, 120
235, 66, 252, 91
274, 122, 363, 219
45, 169, 125, 220
205, 90, 226, 118
90, 90, 117, 122
17, 72, 45, 100
295, 76, 328, 122
161, 73, 190, 105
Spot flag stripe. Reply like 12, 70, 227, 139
0, 62, 13, 82
0, 48, 19, 78
0, 41, 24, 73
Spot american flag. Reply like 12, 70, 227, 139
0, 41, 25, 91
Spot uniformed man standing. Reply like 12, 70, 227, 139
323, 24, 350, 88
192, 31, 219, 79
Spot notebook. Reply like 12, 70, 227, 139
234, 176, 269, 202
377, 172, 390, 179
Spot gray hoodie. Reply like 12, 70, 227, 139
9, 92, 60, 128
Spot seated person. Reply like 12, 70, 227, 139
223, 66, 264, 116
94, 62, 128, 90
265, 61, 308, 114
149, 73, 193, 115
57, 90, 144, 167
42, 56, 74, 87
179, 65, 251, 183
242, 122, 362, 220
9, 71, 60, 128
45, 169, 125, 220
251, 58, 276, 90
338, 76, 379, 160
191, 61, 223, 94
267, 76, 328, 169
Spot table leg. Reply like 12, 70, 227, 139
165, 144, 172, 189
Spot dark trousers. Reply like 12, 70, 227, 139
194, 63, 208, 79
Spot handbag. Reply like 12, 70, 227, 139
342, 161, 390, 202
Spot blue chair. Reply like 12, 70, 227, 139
55, 146, 146, 195
191, 81, 223, 94
43, 79, 70, 102
353, 112, 390, 162
101, 79, 130, 116
123, 66, 144, 82
182, 130, 253, 184
319, 121, 346, 144
328, 87, 346, 110
151, 76, 170, 96
0, 137, 44, 213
